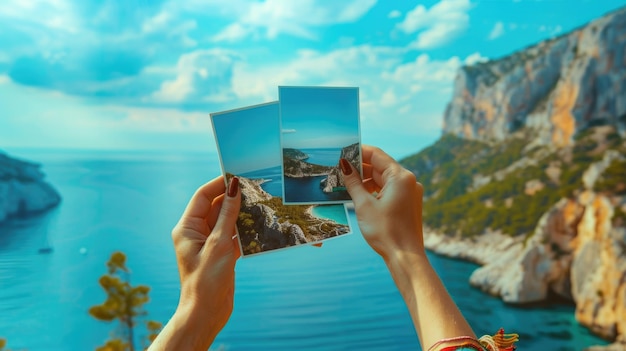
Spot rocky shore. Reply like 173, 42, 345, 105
234, 175, 349, 255
0, 152, 61, 223
413, 7, 626, 349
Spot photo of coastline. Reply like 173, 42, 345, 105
211, 101, 352, 257
279, 86, 362, 204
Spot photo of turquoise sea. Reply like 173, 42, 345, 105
282, 147, 349, 202
280, 86, 361, 204
0, 149, 608, 350
239, 165, 349, 224
211, 102, 351, 257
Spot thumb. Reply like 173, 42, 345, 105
213, 176, 241, 242
340, 159, 371, 208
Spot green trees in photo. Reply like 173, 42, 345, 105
89, 251, 161, 351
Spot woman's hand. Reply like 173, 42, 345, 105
341, 145, 476, 351
150, 176, 241, 351
340, 145, 425, 261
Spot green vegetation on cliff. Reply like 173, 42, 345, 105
400, 126, 625, 237
283, 148, 309, 161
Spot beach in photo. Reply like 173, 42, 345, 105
210, 102, 351, 257
279, 86, 362, 204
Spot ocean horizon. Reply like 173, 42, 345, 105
0, 149, 609, 350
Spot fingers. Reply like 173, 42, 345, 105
211, 177, 242, 246
362, 163, 373, 180
362, 144, 403, 185
362, 178, 381, 194
340, 159, 372, 209
208, 194, 226, 231
181, 177, 226, 221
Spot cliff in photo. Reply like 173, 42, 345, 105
401, 7, 626, 347
282, 150, 333, 178
233, 175, 349, 255
321, 143, 360, 193
0, 152, 61, 223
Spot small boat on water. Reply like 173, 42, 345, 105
38, 247, 53, 254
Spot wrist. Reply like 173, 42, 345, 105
385, 249, 430, 276
171, 303, 219, 349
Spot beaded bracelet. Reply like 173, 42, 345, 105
427, 328, 519, 351
427, 336, 483, 351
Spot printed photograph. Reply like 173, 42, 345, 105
279, 86, 362, 204
211, 102, 351, 257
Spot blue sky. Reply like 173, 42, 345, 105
280, 87, 359, 149
1, 0, 625, 159
212, 102, 281, 174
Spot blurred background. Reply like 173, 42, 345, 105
1, 1, 625, 350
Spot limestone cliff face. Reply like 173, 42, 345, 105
321, 143, 360, 193
282, 151, 333, 178
467, 189, 626, 341
0, 152, 61, 223
443, 7, 626, 147
402, 8, 626, 347
421, 148, 626, 343
237, 176, 272, 207
235, 175, 349, 255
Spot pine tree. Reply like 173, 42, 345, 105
89, 252, 162, 351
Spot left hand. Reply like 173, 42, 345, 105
150, 176, 241, 350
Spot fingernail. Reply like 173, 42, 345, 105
340, 158, 352, 175
228, 177, 239, 197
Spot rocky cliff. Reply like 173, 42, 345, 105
320, 143, 360, 193
233, 175, 349, 255
444, 7, 626, 148
0, 152, 61, 223
282, 151, 333, 178
402, 6, 626, 347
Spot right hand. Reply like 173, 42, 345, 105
340, 145, 425, 261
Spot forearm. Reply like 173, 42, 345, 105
149, 305, 218, 351
386, 249, 476, 350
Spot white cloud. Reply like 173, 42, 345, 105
538, 24, 563, 36
464, 52, 488, 65
108, 106, 211, 133
212, 23, 251, 42
0, 0, 78, 33
0, 75, 10, 84
381, 89, 398, 107
396, 0, 471, 49
228, 45, 479, 142
212, 0, 377, 41
282, 129, 297, 133
488, 21, 504, 40
151, 49, 239, 103
388, 10, 401, 19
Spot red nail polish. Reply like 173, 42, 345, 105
340, 159, 353, 175
228, 177, 239, 197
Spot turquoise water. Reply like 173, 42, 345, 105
240, 165, 284, 197
283, 148, 351, 203
312, 206, 349, 225
0, 150, 610, 350
299, 148, 342, 167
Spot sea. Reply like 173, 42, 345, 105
239, 165, 349, 226
0, 149, 609, 351
283, 148, 349, 203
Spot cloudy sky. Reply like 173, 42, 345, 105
280, 87, 360, 149
0, 0, 624, 159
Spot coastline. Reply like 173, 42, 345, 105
311, 205, 349, 226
